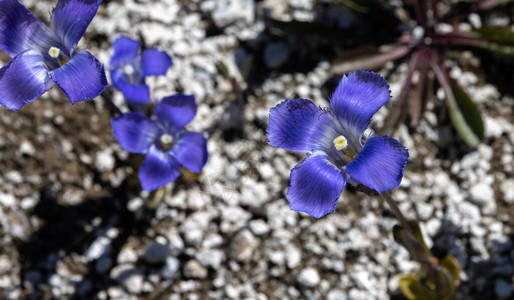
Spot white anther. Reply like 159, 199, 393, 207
160, 134, 173, 145
333, 135, 348, 151
48, 46, 60, 58
123, 64, 135, 75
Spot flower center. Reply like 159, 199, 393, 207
124, 64, 135, 75
159, 134, 174, 151
333, 135, 357, 162
48, 46, 68, 66
48, 46, 60, 58
333, 135, 347, 151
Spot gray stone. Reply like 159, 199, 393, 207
184, 260, 208, 279
144, 243, 169, 264
501, 179, 514, 204
95, 256, 112, 274
264, 42, 290, 69
229, 229, 257, 262
297, 267, 320, 288
18, 141, 35, 157
110, 264, 143, 294
95, 149, 115, 172
86, 237, 111, 262
495, 279, 513, 298
196, 248, 225, 269
249, 219, 270, 236
162, 257, 180, 279
212, 0, 255, 28
327, 290, 348, 300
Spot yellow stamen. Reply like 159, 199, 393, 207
124, 65, 135, 75
345, 147, 357, 162
48, 46, 60, 58
160, 134, 173, 145
333, 135, 348, 151
333, 135, 357, 162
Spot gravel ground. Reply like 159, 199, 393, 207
0, 0, 513, 299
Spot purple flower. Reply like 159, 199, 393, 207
111, 94, 208, 191
109, 36, 173, 103
0, 0, 107, 111
267, 70, 409, 218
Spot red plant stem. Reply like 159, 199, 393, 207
431, 0, 439, 19
101, 90, 122, 116
413, 0, 427, 28
380, 192, 412, 234
443, 0, 514, 23
432, 32, 490, 48
331, 46, 411, 75
383, 48, 423, 131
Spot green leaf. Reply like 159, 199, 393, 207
399, 276, 424, 300
469, 27, 514, 57
392, 223, 430, 262
475, 27, 514, 44
446, 79, 485, 147
441, 255, 461, 284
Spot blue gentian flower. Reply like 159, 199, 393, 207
111, 94, 208, 191
0, 0, 107, 111
109, 36, 173, 103
267, 70, 409, 218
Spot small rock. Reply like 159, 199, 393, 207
229, 229, 257, 262
95, 256, 112, 274
18, 141, 35, 157
264, 42, 290, 69
184, 260, 208, 279
144, 243, 169, 264
495, 279, 513, 299
95, 149, 115, 172
86, 237, 111, 262
327, 289, 348, 300
470, 183, 494, 204
249, 219, 270, 236
0, 193, 15, 208
286, 246, 301, 269
196, 248, 225, 269
110, 264, 143, 294
500, 179, 514, 204
297, 267, 320, 288
162, 257, 180, 279
212, 0, 255, 28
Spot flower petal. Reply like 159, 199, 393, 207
287, 154, 347, 218
109, 36, 140, 69
155, 94, 197, 134
111, 112, 160, 154
141, 49, 172, 77
330, 70, 391, 143
0, 50, 52, 111
139, 145, 180, 191
172, 132, 208, 173
267, 98, 339, 153
346, 135, 409, 193
50, 0, 102, 51
111, 70, 150, 103
0, 0, 57, 57
49, 50, 107, 104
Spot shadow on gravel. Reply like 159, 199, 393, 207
17, 184, 155, 300
430, 219, 514, 300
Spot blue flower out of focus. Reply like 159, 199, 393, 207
109, 36, 173, 103
111, 94, 208, 191
0, 0, 107, 111
267, 70, 409, 218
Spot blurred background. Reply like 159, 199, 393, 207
0, 0, 513, 299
